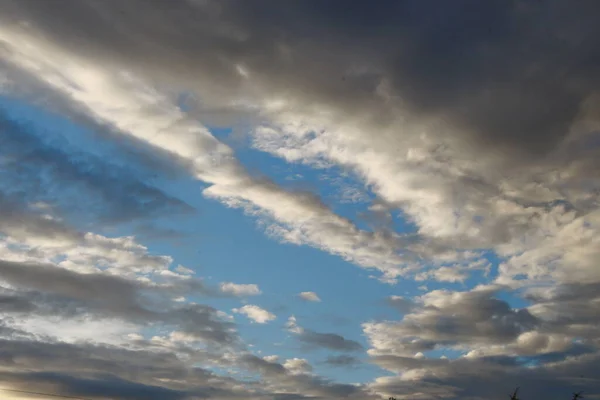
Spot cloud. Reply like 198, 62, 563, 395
1, 371, 189, 400
298, 330, 364, 353
0, 338, 242, 400
233, 305, 276, 324
0, 259, 237, 346
238, 353, 364, 398
0, 109, 192, 225
1, 2, 599, 274
287, 316, 363, 352
385, 296, 414, 314
1, 1, 600, 398
365, 286, 540, 358
0, 22, 412, 282
364, 284, 600, 399
220, 282, 262, 296
323, 355, 361, 368
283, 358, 313, 375
367, 352, 600, 400
298, 291, 321, 302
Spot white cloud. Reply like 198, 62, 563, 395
283, 358, 313, 374
298, 291, 321, 302
233, 305, 276, 324
263, 355, 279, 363
10, 314, 139, 345
220, 282, 262, 296
285, 315, 304, 334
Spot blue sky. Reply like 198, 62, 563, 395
0, 2, 599, 400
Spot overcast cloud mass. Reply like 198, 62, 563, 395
0, 1, 599, 399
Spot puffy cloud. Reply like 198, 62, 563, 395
364, 285, 600, 399
283, 358, 313, 375
298, 291, 321, 302
220, 282, 262, 296
365, 287, 540, 358
233, 305, 276, 324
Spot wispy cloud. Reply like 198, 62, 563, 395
220, 282, 262, 297
298, 291, 321, 302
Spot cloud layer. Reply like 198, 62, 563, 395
0, 1, 599, 399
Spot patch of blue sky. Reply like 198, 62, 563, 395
114, 167, 389, 382
141, 172, 411, 383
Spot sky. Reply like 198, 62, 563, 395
0, 1, 599, 399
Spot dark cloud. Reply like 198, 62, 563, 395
0, 338, 236, 400
370, 352, 600, 400
366, 288, 541, 357
235, 354, 365, 398
0, 192, 83, 244
366, 286, 600, 399
0, 293, 36, 313
524, 283, 600, 340
1, 0, 599, 165
1, 371, 189, 400
0, 260, 236, 345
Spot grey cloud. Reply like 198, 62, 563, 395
322, 355, 361, 367
525, 282, 600, 340
1, 371, 189, 400
0, 192, 83, 245
236, 353, 367, 399
366, 288, 541, 358
370, 352, 600, 400
0, 259, 146, 314
1, 0, 599, 163
385, 296, 414, 314
0, 260, 236, 345
3, 0, 598, 267
239, 354, 286, 376
0, 338, 237, 400
366, 286, 600, 398
298, 329, 363, 352
0, 292, 36, 313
